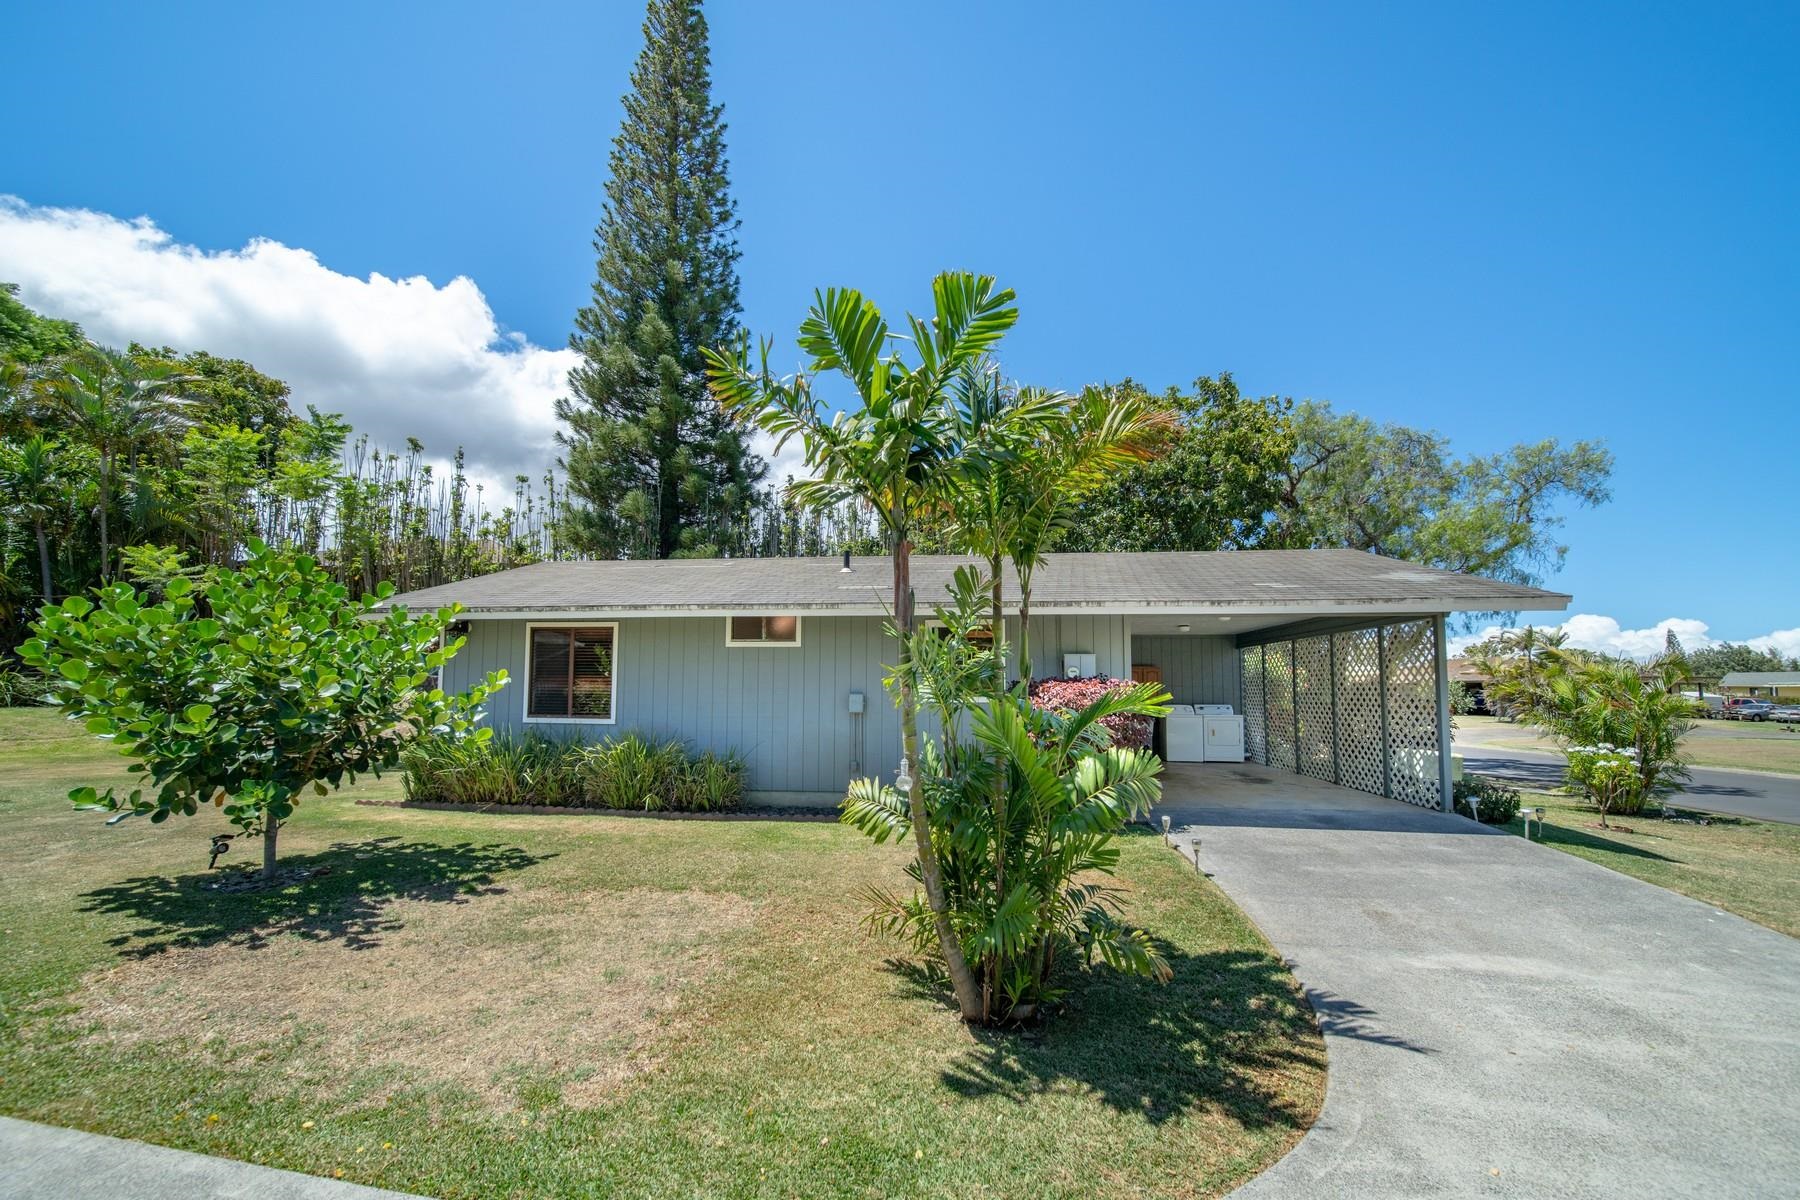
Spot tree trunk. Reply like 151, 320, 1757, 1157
262, 819, 279, 878
1017, 591, 1033, 683
896, 537, 984, 1022
34, 517, 52, 604
987, 559, 1007, 1022
97, 452, 112, 583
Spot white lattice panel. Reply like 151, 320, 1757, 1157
1265, 641, 1296, 772
1294, 635, 1334, 781
1384, 620, 1441, 807
1333, 628, 1385, 796
1240, 645, 1266, 765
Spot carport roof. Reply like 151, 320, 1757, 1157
380, 549, 1570, 619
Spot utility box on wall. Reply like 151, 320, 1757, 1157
1063, 652, 1097, 679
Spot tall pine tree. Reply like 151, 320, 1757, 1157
557, 0, 762, 558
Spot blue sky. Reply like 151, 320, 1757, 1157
4, 1, 1796, 650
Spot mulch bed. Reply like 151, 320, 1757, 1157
201, 864, 333, 892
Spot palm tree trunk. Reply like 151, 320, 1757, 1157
34, 517, 52, 604
896, 537, 984, 1022
97, 451, 112, 583
987, 557, 1007, 1021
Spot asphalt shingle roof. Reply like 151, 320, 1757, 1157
380, 550, 1570, 617
1719, 672, 1800, 687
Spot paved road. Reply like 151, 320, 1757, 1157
1155, 762, 1800, 1200
0, 1117, 427, 1200
1457, 743, 1800, 825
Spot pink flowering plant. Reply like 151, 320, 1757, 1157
1028, 677, 1154, 750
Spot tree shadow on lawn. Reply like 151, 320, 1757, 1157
77, 836, 553, 958
1517, 819, 1679, 863
891, 942, 1329, 1133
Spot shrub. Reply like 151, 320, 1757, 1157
1453, 774, 1521, 824
1565, 743, 1645, 824
0, 666, 52, 708
1028, 676, 1153, 750
402, 733, 746, 813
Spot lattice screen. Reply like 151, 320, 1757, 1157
1264, 641, 1296, 772
1332, 628, 1385, 796
1384, 620, 1441, 807
1294, 636, 1335, 782
1240, 645, 1267, 765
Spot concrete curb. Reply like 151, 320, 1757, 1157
0, 1116, 429, 1200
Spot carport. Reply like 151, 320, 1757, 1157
1132, 615, 1456, 810
1112, 556, 1572, 813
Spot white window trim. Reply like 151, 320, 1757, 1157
523, 621, 619, 725
725, 615, 803, 648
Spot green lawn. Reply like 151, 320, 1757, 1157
0, 706, 1322, 1199
1502, 791, 1800, 938
1457, 714, 1800, 775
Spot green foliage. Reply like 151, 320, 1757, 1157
18, 542, 506, 872
1448, 680, 1478, 716
1452, 774, 1521, 824
27, 344, 195, 582
1686, 642, 1800, 678
1476, 636, 1700, 816
400, 731, 746, 812
557, 0, 760, 558
117, 543, 213, 602
708, 271, 1027, 1020
126, 344, 295, 450
0, 666, 51, 707
1564, 744, 1643, 824
1269, 402, 1613, 598
0, 282, 83, 366
1056, 374, 1295, 553
841, 570, 1174, 1018
0, 289, 566, 656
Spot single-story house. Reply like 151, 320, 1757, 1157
1445, 656, 1495, 714
381, 550, 1569, 812
1717, 672, 1800, 700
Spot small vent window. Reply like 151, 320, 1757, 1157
727, 615, 801, 646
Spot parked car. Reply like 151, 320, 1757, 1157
1770, 706, 1800, 724
1724, 699, 1776, 722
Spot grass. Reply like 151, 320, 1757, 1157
1501, 789, 1800, 938
1457, 714, 1800, 775
0, 706, 1323, 1199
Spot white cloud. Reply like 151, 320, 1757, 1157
1452, 615, 1800, 661
0, 196, 576, 489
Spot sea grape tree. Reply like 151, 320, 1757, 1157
19, 540, 506, 878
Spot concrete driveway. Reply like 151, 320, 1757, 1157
1155, 763, 1800, 1199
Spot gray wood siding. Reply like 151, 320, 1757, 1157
1129, 634, 1241, 706
1004, 613, 1131, 681
440, 616, 902, 798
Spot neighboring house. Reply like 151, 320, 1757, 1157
1446, 657, 1494, 714
381, 550, 1568, 812
1717, 672, 1800, 700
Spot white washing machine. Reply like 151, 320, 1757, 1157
1163, 704, 1204, 761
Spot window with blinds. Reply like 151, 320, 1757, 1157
726, 615, 801, 646
527, 626, 615, 720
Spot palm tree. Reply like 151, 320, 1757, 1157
31, 347, 194, 581
0, 434, 67, 604
706, 272, 1018, 1022
941, 368, 1173, 1012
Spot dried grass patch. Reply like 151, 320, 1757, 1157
73, 885, 755, 1107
